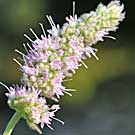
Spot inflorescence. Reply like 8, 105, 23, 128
1, 1, 125, 134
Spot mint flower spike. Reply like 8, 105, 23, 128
17, 0, 125, 102
0, 82, 63, 134
61, 0, 125, 44
1, 1, 125, 135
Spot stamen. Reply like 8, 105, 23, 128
80, 60, 88, 68
24, 34, 34, 43
13, 58, 22, 66
39, 23, 46, 37
37, 129, 42, 135
91, 47, 98, 52
29, 28, 39, 39
90, 48, 99, 60
93, 54, 99, 60
56, 93, 60, 99
73, 1, 76, 18
23, 43, 28, 53
47, 124, 54, 130
51, 97, 59, 102
26, 43, 33, 50
65, 89, 76, 92
46, 15, 53, 27
15, 49, 25, 56
49, 16, 55, 26
52, 117, 64, 125
46, 15, 55, 27
63, 91, 72, 96
0, 82, 10, 91
63, 78, 73, 82
78, 64, 82, 67
105, 35, 116, 40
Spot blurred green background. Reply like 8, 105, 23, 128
0, 0, 135, 135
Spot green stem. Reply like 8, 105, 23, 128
3, 112, 22, 135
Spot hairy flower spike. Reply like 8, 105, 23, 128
6, 85, 62, 134
20, 1, 125, 101
1, 1, 125, 135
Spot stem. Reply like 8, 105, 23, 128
3, 112, 22, 135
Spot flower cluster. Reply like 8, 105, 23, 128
2, 1, 125, 134
6, 85, 63, 134
21, 0, 125, 101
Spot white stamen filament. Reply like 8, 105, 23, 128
56, 93, 60, 99
46, 15, 53, 27
15, 49, 25, 56
26, 43, 33, 51
23, 43, 28, 53
13, 58, 22, 66
52, 117, 64, 125
49, 16, 55, 26
63, 78, 73, 82
105, 35, 116, 40
0, 82, 10, 91
39, 23, 46, 37
80, 60, 88, 68
65, 89, 76, 92
29, 28, 39, 39
73, 1, 75, 18
91, 47, 98, 52
78, 64, 82, 67
24, 34, 34, 43
24, 43, 32, 50
93, 54, 99, 60
46, 15, 55, 27
47, 124, 54, 130
63, 91, 72, 96
27, 43, 33, 50
90, 48, 99, 60
51, 97, 59, 102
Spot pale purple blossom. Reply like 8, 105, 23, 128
5, 85, 63, 133
20, 0, 125, 101
1, 1, 125, 134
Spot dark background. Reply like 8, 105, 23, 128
0, 0, 135, 135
